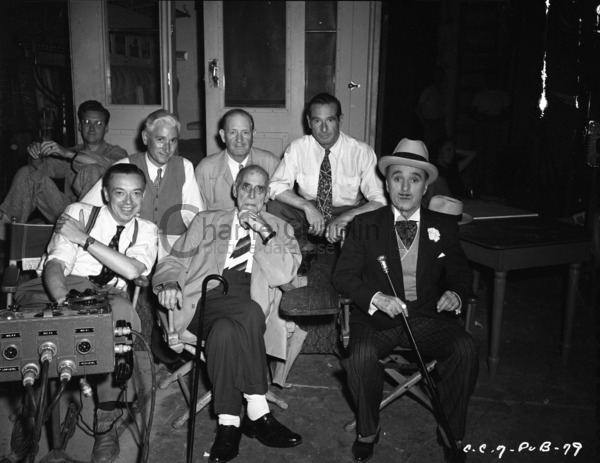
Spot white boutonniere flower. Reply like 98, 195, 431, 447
428, 228, 440, 242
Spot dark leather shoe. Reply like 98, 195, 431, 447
298, 251, 317, 276
241, 412, 302, 448
91, 410, 120, 463
209, 425, 242, 463
437, 427, 466, 463
352, 431, 379, 462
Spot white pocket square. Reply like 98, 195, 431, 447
437, 252, 446, 258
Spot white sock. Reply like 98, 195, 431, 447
243, 394, 269, 421
218, 414, 240, 427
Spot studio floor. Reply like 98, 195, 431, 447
0, 263, 596, 463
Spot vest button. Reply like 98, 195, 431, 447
191, 304, 195, 309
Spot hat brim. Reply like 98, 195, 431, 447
459, 213, 473, 225
378, 153, 439, 185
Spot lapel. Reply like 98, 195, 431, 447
218, 150, 234, 187
215, 209, 235, 275
416, 208, 438, 281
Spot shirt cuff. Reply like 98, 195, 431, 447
368, 291, 382, 315
451, 291, 462, 311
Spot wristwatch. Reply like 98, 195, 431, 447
262, 230, 277, 245
82, 236, 95, 251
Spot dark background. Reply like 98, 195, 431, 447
1, 0, 599, 220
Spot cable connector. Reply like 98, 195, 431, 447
79, 377, 93, 397
58, 360, 76, 382
22, 363, 40, 387
38, 342, 57, 364
114, 344, 133, 354
114, 325, 132, 337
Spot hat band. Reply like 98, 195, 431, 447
392, 152, 429, 163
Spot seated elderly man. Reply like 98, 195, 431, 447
0, 100, 127, 239
333, 138, 478, 463
153, 165, 302, 463
15, 164, 158, 463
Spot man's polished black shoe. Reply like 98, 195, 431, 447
298, 250, 317, 276
437, 427, 466, 463
241, 412, 302, 448
209, 425, 242, 463
351, 430, 379, 462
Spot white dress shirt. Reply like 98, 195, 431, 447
269, 132, 387, 207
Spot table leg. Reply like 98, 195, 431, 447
488, 270, 507, 378
561, 262, 581, 365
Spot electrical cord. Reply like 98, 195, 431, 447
42, 377, 68, 423
131, 329, 156, 463
28, 359, 50, 463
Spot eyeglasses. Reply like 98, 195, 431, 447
81, 119, 106, 128
239, 183, 266, 195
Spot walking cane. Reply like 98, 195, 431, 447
377, 256, 462, 462
187, 274, 229, 463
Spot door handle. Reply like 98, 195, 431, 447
209, 59, 219, 88
348, 81, 360, 90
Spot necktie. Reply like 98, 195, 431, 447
395, 220, 418, 249
154, 168, 162, 190
89, 225, 125, 287
316, 149, 332, 222
226, 234, 251, 272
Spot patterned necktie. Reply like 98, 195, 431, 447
316, 149, 332, 222
226, 234, 252, 272
88, 225, 125, 287
154, 168, 162, 190
395, 220, 418, 249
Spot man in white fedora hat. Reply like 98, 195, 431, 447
333, 138, 478, 462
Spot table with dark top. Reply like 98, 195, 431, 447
459, 216, 591, 378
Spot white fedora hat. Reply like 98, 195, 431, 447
428, 195, 473, 225
378, 138, 439, 184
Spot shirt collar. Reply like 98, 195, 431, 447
145, 153, 167, 179
313, 132, 343, 157
227, 153, 249, 179
100, 206, 137, 236
393, 206, 421, 223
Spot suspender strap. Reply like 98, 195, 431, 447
84, 206, 101, 234
85, 206, 138, 251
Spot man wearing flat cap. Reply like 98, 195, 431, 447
333, 138, 478, 462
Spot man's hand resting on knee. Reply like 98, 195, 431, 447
372, 293, 408, 319
157, 282, 183, 310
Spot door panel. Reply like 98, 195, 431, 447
336, 1, 381, 147
203, 1, 380, 158
69, 0, 175, 155
203, 1, 304, 158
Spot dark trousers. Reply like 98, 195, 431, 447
187, 269, 268, 416
342, 314, 478, 440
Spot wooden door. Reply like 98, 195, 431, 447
202, 1, 381, 158
69, 0, 176, 155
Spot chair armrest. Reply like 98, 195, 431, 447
1, 266, 21, 294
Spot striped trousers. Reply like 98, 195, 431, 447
342, 314, 478, 440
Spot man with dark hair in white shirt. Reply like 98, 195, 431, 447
268, 92, 386, 275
